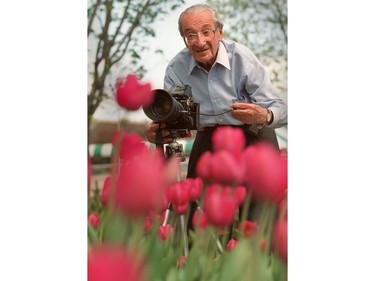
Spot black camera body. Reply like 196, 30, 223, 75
143, 85, 200, 132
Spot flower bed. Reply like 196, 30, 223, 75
87, 74, 288, 281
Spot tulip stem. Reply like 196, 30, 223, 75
240, 191, 252, 223
197, 204, 223, 254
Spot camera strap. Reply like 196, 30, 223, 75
155, 123, 164, 150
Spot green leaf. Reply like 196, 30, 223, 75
101, 213, 129, 244
88, 223, 98, 244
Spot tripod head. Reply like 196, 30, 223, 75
165, 139, 185, 161
164, 129, 192, 162
154, 125, 192, 162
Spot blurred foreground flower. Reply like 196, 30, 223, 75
212, 126, 245, 154
115, 145, 168, 217
273, 218, 288, 262
112, 131, 150, 164
243, 142, 287, 203
88, 245, 147, 281
115, 74, 154, 111
106, 130, 179, 218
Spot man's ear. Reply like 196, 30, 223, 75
217, 28, 223, 40
182, 37, 188, 47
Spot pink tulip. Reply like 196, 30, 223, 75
273, 218, 287, 262
233, 186, 247, 206
209, 150, 245, 185
260, 239, 267, 251
243, 142, 287, 203
212, 126, 246, 154
144, 211, 162, 234
203, 184, 237, 227
172, 202, 189, 215
203, 183, 219, 199
88, 245, 147, 281
158, 224, 174, 241
166, 182, 190, 206
144, 216, 152, 234
115, 148, 167, 217
112, 131, 150, 164
88, 213, 100, 229
184, 177, 203, 201
196, 151, 213, 181
196, 150, 245, 185
165, 178, 202, 215
226, 238, 239, 252
176, 256, 187, 268
237, 220, 258, 238
101, 176, 111, 207
115, 74, 154, 111
192, 210, 209, 230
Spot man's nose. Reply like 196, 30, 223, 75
195, 33, 206, 47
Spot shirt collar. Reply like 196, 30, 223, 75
188, 41, 231, 75
215, 41, 231, 70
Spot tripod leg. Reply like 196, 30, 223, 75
179, 215, 189, 257
162, 203, 172, 227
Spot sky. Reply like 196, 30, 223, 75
92, 0, 203, 123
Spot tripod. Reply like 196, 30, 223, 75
156, 128, 223, 257
156, 129, 190, 256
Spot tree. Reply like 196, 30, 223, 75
87, 0, 185, 124
207, 0, 287, 98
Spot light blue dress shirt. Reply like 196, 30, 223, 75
164, 39, 287, 129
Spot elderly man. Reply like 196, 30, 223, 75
145, 4, 287, 178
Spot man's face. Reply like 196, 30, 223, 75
181, 10, 223, 70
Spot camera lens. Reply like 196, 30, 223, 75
143, 89, 183, 122
142, 86, 198, 130
154, 96, 172, 117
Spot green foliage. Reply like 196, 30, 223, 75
208, 0, 287, 59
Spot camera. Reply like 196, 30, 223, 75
143, 85, 199, 131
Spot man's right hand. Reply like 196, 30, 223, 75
145, 122, 173, 144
